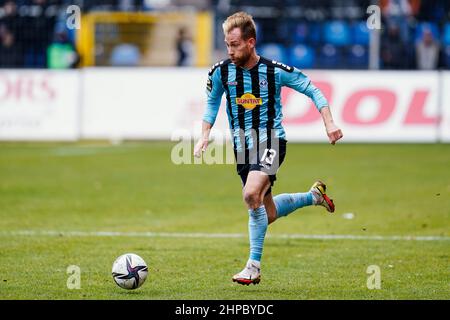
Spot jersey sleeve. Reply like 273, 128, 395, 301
280, 67, 328, 111
203, 67, 224, 125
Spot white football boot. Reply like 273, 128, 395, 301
232, 260, 261, 285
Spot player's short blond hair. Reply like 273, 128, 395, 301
222, 12, 257, 41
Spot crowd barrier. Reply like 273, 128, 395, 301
0, 68, 448, 142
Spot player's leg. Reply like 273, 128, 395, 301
258, 138, 335, 222
260, 139, 335, 221
242, 170, 271, 210
262, 192, 277, 224
232, 170, 271, 285
232, 136, 287, 285
263, 184, 335, 225
233, 180, 336, 284
271, 181, 335, 220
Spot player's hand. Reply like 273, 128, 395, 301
194, 138, 209, 157
319, 107, 343, 145
326, 123, 343, 145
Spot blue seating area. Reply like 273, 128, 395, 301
1, 0, 449, 69
257, 19, 450, 69
258, 43, 287, 64
352, 21, 370, 45
318, 44, 343, 69
323, 21, 351, 46
348, 44, 369, 68
258, 20, 371, 69
289, 44, 315, 69
291, 22, 322, 45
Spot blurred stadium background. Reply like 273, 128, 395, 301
0, 0, 449, 300
0, 0, 450, 70
0, 0, 449, 142
1, 0, 450, 69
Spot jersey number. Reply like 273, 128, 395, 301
260, 148, 277, 166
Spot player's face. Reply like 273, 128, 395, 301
224, 28, 255, 67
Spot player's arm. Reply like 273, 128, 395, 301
194, 67, 224, 157
194, 120, 213, 157
319, 106, 342, 145
280, 68, 343, 145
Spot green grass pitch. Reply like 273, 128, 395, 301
0, 142, 449, 299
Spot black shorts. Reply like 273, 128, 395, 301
234, 138, 287, 194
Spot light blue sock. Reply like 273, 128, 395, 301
273, 192, 313, 218
248, 206, 268, 262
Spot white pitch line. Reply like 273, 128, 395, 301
0, 230, 449, 241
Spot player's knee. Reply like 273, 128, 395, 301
243, 189, 262, 209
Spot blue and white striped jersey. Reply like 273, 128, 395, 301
203, 57, 328, 151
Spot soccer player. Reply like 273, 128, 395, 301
194, 12, 343, 285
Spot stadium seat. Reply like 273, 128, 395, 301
24, 48, 47, 68
442, 23, 450, 46
415, 22, 440, 43
288, 44, 315, 69
318, 44, 343, 69
109, 44, 141, 66
307, 22, 322, 45
348, 44, 368, 69
445, 45, 450, 69
291, 21, 322, 45
323, 20, 351, 46
258, 43, 287, 62
292, 22, 309, 44
352, 21, 370, 45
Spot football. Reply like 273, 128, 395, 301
112, 253, 148, 290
